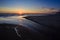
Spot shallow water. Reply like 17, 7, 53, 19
0, 15, 42, 33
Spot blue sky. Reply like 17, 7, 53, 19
0, 0, 60, 13
0, 0, 60, 8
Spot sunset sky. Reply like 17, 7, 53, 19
0, 0, 60, 14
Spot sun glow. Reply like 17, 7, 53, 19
19, 12, 23, 14
18, 10, 24, 14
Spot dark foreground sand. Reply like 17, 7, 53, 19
0, 12, 60, 40
0, 23, 59, 40
24, 12, 60, 40
0, 24, 47, 40
0, 24, 33, 40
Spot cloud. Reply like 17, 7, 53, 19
39, 8, 59, 13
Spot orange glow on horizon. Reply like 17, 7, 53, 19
0, 8, 59, 14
